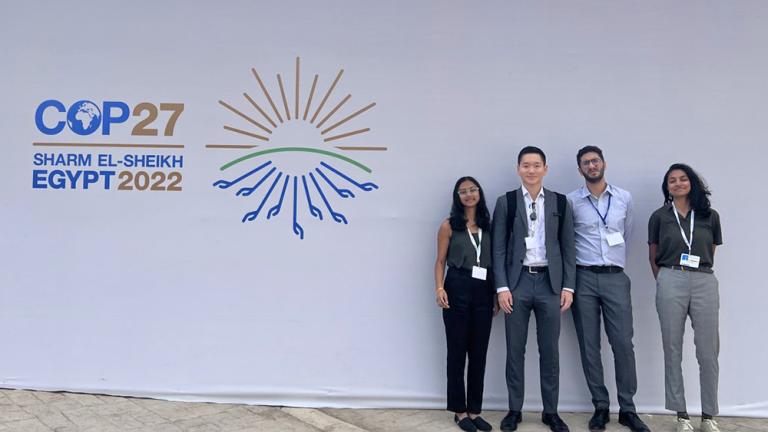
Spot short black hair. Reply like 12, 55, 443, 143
517, 146, 546, 165
576, 145, 604, 165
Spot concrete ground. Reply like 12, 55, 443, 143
1, 389, 766, 432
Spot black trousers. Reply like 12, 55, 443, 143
443, 267, 494, 414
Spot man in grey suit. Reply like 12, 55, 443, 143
566, 146, 650, 432
492, 146, 576, 432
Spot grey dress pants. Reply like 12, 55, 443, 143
656, 267, 720, 415
572, 268, 638, 412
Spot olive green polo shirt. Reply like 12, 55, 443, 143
648, 204, 723, 272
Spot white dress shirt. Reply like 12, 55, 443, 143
522, 188, 547, 266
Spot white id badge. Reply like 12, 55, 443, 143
472, 266, 487, 280
606, 231, 625, 246
525, 236, 536, 250
680, 253, 701, 268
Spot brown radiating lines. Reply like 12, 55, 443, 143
243, 92, 277, 128
323, 128, 370, 142
335, 146, 387, 151
303, 74, 318, 121
251, 68, 283, 123
218, 100, 272, 134
223, 125, 269, 141
276, 74, 291, 120
206, 144, 259, 149
33, 142, 184, 149
316, 94, 351, 129
321, 102, 376, 135
310, 69, 344, 124
294, 57, 300, 119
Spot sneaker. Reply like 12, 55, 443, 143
677, 418, 694, 432
701, 419, 721, 432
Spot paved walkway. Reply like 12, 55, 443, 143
1, 389, 766, 431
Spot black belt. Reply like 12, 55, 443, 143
666, 265, 713, 274
577, 265, 624, 274
523, 265, 548, 274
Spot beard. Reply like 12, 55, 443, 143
582, 168, 605, 183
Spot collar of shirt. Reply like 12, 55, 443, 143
522, 186, 546, 202
666, 202, 689, 215
579, 183, 614, 200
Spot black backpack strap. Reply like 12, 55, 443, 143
505, 190, 517, 246
555, 191, 566, 243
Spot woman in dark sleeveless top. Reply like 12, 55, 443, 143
434, 176, 495, 432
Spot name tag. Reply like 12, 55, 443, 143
606, 231, 625, 246
472, 266, 487, 280
525, 236, 536, 249
680, 253, 700, 268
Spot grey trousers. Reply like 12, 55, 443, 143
656, 267, 720, 415
572, 269, 638, 412
504, 271, 561, 413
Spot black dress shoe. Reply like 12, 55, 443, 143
542, 413, 570, 432
455, 414, 478, 432
500, 410, 522, 431
471, 415, 493, 431
589, 408, 610, 431
618, 411, 651, 432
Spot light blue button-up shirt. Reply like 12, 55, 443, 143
566, 184, 633, 268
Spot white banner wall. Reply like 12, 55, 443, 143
2, 0, 767, 417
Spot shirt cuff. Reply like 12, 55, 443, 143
562, 288, 574, 293
496, 286, 510, 293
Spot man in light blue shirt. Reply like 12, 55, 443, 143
566, 146, 649, 432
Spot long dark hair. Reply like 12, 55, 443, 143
449, 176, 491, 231
662, 163, 712, 215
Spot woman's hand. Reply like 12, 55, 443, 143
436, 288, 449, 308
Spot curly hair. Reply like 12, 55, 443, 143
662, 163, 712, 215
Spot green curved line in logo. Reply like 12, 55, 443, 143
220, 147, 373, 173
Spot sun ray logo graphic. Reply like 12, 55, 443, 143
209, 57, 385, 239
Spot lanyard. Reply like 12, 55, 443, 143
467, 228, 482, 265
672, 204, 694, 253
587, 193, 611, 226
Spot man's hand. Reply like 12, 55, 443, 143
498, 291, 514, 314
560, 290, 573, 312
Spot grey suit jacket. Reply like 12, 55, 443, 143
491, 187, 576, 294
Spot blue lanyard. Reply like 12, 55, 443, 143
587, 193, 611, 226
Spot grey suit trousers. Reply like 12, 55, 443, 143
504, 271, 561, 413
572, 268, 637, 412
656, 267, 720, 415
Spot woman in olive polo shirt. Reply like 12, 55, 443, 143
434, 176, 494, 432
648, 163, 723, 432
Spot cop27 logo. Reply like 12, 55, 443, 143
209, 58, 384, 239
